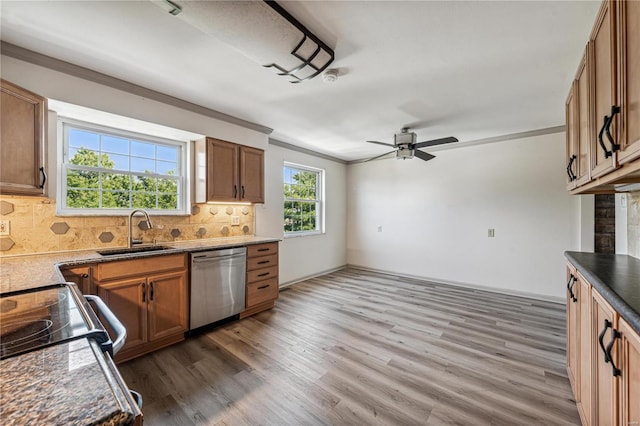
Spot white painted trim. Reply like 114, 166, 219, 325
346, 264, 566, 304
269, 138, 346, 164
347, 125, 566, 164
278, 265, 347, 289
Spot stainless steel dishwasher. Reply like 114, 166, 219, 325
190, 247, 246, 330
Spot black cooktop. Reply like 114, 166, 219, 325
0, 284, 110, 360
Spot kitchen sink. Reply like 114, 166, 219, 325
97, 245, 174, 257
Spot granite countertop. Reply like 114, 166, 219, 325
565, 251, 640, 335
0, 338, 138, 425
0, 236, 280, 293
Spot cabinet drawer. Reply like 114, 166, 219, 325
247, 254, 278, 271
97, 254, 186, 281
247, 243, 278, 258
246, 277, 278, 308
247, 266, 278, 284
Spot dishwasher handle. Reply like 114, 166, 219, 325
192, 253, 245, 263
85, 295, 128, 356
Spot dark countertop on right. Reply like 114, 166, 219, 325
565, 251, 640, 335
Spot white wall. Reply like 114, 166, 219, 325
347, 132, 580, 300
256, 144, 347, 285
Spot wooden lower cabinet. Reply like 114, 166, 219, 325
592, 289, 619, 426
241, 242, 279, 318
566, 261, 640, 426
95, 254, 188, 362
61, 265, 95, 295
619, 318, 640, 426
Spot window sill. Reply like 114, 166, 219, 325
284, 231, 324, 239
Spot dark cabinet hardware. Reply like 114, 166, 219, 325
566, 274, 577, 303
566, 155, 577, 181
257, 284, 270, 290
605, 328, 622, 377
81, 273, 89, 278
257, 260, 270, 265
39, 167, 47, 189
257, 272, 269, 277
150, 282, 154, 301
257, 248, 269, 252
598, 319, 613, 363
599, 115, 613, 158
233, 185, 238, 198
242, 185, 245, 198
142, 282, 146, 302
605, 105, 621, 154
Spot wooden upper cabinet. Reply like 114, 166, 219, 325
0, 80, 47, 196
195, 137, 264, 203
566, 50, 592, 190
207, 138, 239, 202
616, 0, 640, 164
566, 83, 578, 190
619, 318, 640, 426
239, 145, 264, 203
589, 0, 617, 179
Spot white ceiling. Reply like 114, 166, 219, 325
1, 1, 600, 161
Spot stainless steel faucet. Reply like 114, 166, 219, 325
128, 209, 153, 248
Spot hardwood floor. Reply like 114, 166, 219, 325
118, 267, 579, 425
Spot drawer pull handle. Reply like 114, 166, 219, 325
258, 284, 270, 290
257, 260, 270, 264
257, 272, 270, 277
257, 248, 269, 252
39, 167, 47, 189
605, 329, 621, 377
142, 282, 146, 302
149, 282, 154, 301
598, 319, 612, 363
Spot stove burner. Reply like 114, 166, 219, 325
0, 319, 54, 358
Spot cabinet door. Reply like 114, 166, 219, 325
616, 0, 640, 164
239, 146, 264, 203
619, 318, 640, 426
566, 83, 578, 190
591, 288, 619, 426
0, 80, 47, 195
206, 138, 239, 202
566, 266, 579, 391
97, 277, 148, 355
575, 50, 591, 187
589, 1, 617, 179
61, 266, 94, 295
577, 275, 592, 425
147, 270, 188, 342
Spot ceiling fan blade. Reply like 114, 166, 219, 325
366, 140, 396, 148
414, 150, 436, 162
413, 136, 458, 149
365, 149, 397, 162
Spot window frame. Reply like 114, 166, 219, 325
283, 162, 325, 237
56, 117, 190, 216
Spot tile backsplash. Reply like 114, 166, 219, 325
629, 192, 640, 259
0, 195, 254, 256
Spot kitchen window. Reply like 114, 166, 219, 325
58, 119, 188, 215
283, 163, 324, 236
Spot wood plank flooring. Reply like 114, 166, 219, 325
118, 267, 579, 425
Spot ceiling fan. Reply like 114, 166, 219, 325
365, 128, 458, 162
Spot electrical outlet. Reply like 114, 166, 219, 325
231, 216, 240, 226
377, 225, 383, 233
488, 228, 495, 238
0, 220, 9, 236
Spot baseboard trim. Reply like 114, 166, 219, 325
279, 265, 348, 290
345, 264, 566, 305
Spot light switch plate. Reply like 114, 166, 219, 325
231, 216, 240, 226
488, 228, 495, 238
0, 220, 9, 236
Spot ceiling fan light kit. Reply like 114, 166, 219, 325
152, 0, 334, 83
